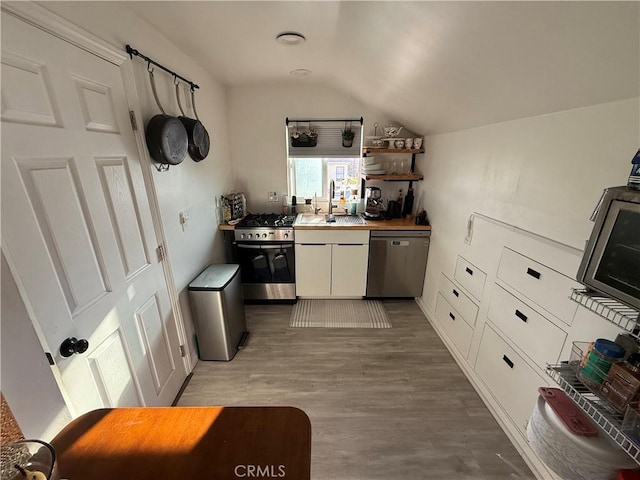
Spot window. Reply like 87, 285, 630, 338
289, 157, 361, 203
286, 119, 363, 205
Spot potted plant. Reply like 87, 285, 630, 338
341, 127, 355, 147
291, 125, 318, 147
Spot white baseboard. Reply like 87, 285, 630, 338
415, 297, 559, 480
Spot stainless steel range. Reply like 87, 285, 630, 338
231, 214, 297, 301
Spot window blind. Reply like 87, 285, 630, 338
287, 120, 363, 158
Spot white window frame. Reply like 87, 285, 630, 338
287, 157, 361, 206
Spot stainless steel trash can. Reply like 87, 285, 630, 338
188, 264, 248, 361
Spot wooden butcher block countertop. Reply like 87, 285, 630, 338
219, 215, 430, 231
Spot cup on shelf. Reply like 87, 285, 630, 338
413, 137, 423, 149
394, 139, 405, 149
404, 137, 414, 149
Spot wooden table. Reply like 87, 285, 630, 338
51, 407, 311, 480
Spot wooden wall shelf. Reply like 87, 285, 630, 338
362, 173, 424, 181
362, 147, 425, 155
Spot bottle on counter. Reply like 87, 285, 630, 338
282, 194, 289, 214
395, 189, 403, 218
402, 188, 414, 218
291, 195, 297, 215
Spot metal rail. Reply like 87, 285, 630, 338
570, 289, 640, 335
286, 117, 363, 125
126, 44, 199, 91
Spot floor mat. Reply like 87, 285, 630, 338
289, 299, 391, 328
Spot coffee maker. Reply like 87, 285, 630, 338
364, 186, 383, 219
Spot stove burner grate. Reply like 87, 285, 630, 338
238, 214, 296, 228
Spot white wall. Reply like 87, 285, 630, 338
1, 2, 233, 437
417, 98, 640, 314
228, 83, 400, 212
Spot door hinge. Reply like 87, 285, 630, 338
45, 352, 55, 366
179, 345, 186, 357
129, 110, 138, 131
156, 245, 166, 262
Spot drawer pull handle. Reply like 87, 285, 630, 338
452, 289, 459, 297
502, 355, 514, 369
465, 267, 474, 276
526, 268, 541, 280
515, 309, 528, 322
449, 312, 456, 321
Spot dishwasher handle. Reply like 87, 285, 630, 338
391, 240, 409, 247
370, 230, 431, 238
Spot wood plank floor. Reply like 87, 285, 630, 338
178, 300, 536, 480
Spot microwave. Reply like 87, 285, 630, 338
577, 186, 640, 311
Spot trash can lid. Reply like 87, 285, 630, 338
188, 264, 240, 291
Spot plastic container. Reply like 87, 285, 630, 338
615, 333, 640, 359
601, 353, 640, 413
578, 339, 626, 389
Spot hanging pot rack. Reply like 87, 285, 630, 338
286, 117, 363, 125
126, 44, 199, 91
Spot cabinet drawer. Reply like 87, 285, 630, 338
454, 256, 486, 301
497, 248, 579, 325
439, 273, 478, 327
295, 229, 369, 245
475, 324, 548, 435
488, 285, 567, 368
435, 293, 473, 358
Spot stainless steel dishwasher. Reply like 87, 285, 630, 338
366, 230, 430, 297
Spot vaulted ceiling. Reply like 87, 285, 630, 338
61, 2, 640, 134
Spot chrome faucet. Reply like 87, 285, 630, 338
327, 180, 336, 222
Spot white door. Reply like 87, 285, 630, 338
1, 13, 186, 415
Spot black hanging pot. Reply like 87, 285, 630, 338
176, 84, 210, 162
145, 68, 188, 168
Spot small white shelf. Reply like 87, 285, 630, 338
569, 289, 640, 335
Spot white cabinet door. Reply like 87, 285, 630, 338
295, 244, 331, 296
331, 244, 369, 296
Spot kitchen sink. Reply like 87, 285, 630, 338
296, 214, 366, 225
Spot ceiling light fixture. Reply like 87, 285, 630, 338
276, 32, 306, 46
290, 69, 311, 77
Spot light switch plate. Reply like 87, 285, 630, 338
268, 191, 279, 202
179, 210, 190, 231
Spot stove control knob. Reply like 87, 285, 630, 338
247, 234, 252, 239
284, 233, 289, 239
262, 233, 267, 239
240, 233, 245, 239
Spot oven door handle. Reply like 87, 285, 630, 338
236, 243, 294, 250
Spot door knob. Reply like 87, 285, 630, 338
60, 337, 89, 357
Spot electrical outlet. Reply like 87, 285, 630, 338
268, 191, 279, 202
